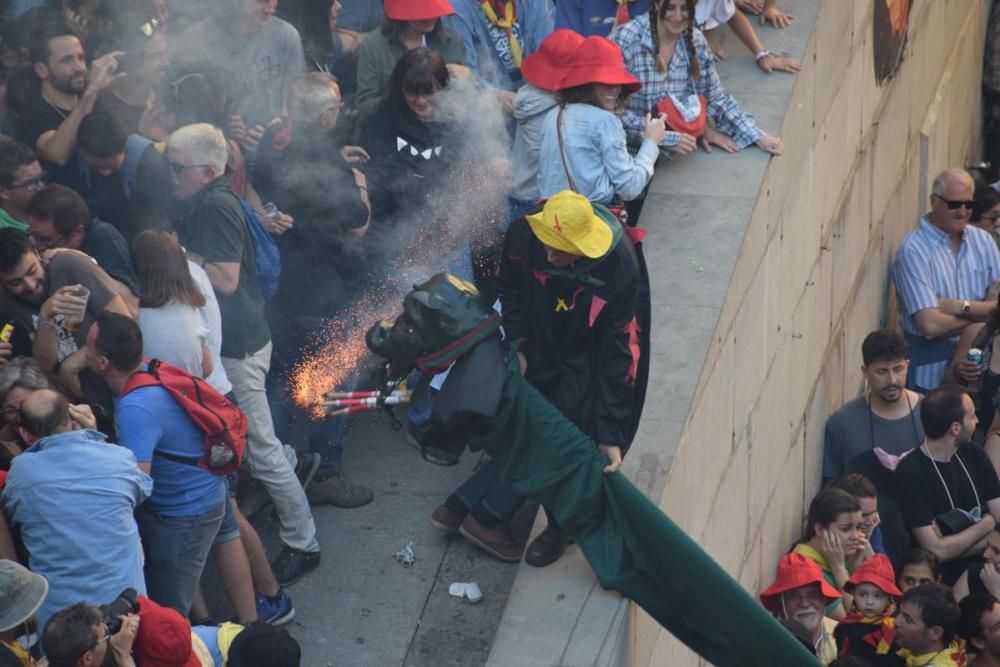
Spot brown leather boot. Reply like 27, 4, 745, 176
459, 515, 524, 562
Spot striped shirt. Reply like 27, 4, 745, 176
609, 14, 761, 151
892, 215, 1000, 389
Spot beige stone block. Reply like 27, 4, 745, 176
699, 442, 750, 574
659, 438, 690, 529
764, 234, 786, 372
824, 331, 847, 411
852, 0, 872, 51
674, 377, 735, 539
804, 376, 829, 500
759, 433, 807, 580
747, 350, 794, 524
812, 2, 854, 127
719, 196, 771, 340
831, 149, 874, 321
871, 87, 913, 225
738, 535, 764, 598
813, 87, 854, 232
731, 266, 769, 437
648, 630, 700, 667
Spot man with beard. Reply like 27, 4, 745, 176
895, 386, 1000, 586
0, 228, 134, 373
895, 584, 968, 666
959, 593, 1000, 666
759, 552, 842, 662
254, 72, 374, 508
15, 22, 122, 182
72, 111, 174, 242
823, 329, 925, 482
893, 168, 1000, 392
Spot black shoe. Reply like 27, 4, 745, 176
294, 451, 321, 491
271, 546, 321, 587
524, 526, 570, 567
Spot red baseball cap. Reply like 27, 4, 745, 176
521, 29, 585, 91
557, 36, 640, 94
133, 596, 200, 667
759, 553, 843, 614
384, 0, 455, 21
844, 554, 903, 598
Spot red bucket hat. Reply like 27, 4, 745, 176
759, 553, 843, 615
844, 554, 903, 598
521, 29, 585, 91
557, 36, 641, 94
384, 0, 455, 21
133, 596, 200, 667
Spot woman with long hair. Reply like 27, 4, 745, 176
792, 487, 870, 620
354, 0, 466, 117
536, 35, 666, 205
131, 229, 211, 379
610, 0, 783, 158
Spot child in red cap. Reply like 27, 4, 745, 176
834, 554, 905, 666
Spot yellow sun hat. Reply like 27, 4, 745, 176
525, 191, 614, 259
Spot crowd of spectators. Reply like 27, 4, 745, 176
13, 0, 973, 664
758, 149, 1000, 662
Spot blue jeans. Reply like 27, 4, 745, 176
136, 499, 226, 615
453, 458, 524, 522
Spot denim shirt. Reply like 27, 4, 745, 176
445, 0, 555, 91
2, 429, 151, 634
537, 103, 659, 204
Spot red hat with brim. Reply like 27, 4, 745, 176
557, 36, 641, 95
844, 554, 903, 598
760, 553, 843, 615
384, 0, 455, 21
133, 596, 200, 667
521, 29, 586, 91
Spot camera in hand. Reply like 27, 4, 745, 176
101, 588, 139, 634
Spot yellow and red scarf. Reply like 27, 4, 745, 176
897, 639, 967, 666
480, 0, 523, 67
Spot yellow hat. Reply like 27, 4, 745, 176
526, 191, 613, 259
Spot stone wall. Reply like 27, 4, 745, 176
632, 1, 990, 663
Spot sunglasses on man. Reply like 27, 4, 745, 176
933, 194, 975, 210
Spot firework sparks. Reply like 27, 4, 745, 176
289, 151, 509, 420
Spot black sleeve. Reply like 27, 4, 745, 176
496, 218, 532, 346
593, 248, 639, 448
967, 443, 1000, 504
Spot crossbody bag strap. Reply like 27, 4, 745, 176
557, 106, 578, 193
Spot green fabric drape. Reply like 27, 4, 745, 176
470, 353, 822, 666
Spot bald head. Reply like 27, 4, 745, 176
929, 168, 975, 234
932, 168, 975, 198
18, 389, 71, 444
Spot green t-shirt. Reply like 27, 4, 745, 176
175, 180, 268, 358
0, 207, 29, 233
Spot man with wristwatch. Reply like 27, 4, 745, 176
892, 167, 1000, 392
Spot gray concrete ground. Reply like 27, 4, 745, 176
202, 412, 532, 667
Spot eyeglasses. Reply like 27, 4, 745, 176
31, 231, 68, 251
168, 161, 213, 175
8, 172, 49, 190
933, 194, 975, 210
983, 211, 1000, 222
76, 623, 110, 663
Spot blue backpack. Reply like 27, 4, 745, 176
76, 134, 154, 197
235, 196, 281, 301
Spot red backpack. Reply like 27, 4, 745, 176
122, 359, 247, 475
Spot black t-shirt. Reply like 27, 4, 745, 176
66, 144, 174, 243
79, 219, 140, 295
174, 179, 269, 358
253, 120, 368, 318
895, 442, 1000, 584
895, 442, 1000, 529
14, 94, 75, 185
